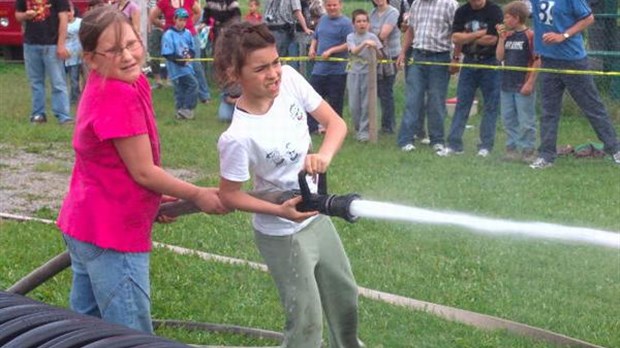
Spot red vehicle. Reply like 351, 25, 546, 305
0, 0, 88, 60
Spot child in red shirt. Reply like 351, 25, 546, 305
244, 0, 262, 24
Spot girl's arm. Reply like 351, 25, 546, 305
114, 134, 229, 214
306, 101, 347, 174
219, 178, 317, 222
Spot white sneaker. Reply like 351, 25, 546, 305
432, 144, 444, 153
477, 148, 490, 157
401, 144, 416, 152
530, 157, 553, 169
437, 147, 463, 157
613, 151, 620, 164
420, 137, 431, 145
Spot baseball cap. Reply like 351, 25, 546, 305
174, 8, 189, 19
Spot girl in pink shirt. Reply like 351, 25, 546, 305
57, 6, 228, 333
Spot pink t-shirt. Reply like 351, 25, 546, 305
57, 72, 162, 253
157, 0, 197, 35
119, 0, 140, 19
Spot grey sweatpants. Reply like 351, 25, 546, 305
254, 215, 363, 348
347, 72, 370, 141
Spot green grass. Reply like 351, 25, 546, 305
1, 58, 619, 348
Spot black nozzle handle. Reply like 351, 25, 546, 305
297, 170, 327, 200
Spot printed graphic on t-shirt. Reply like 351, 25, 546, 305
28, 0, 51, 22
289, 103, 305, 121
465, 20, 487, 32
266, 142, 301, 167
537, 1, 555, 26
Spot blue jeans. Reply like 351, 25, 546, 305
308, 74, 347, 133
23, 44, 72, 122
398, 51, 450, 147
192, 35, 211, 101
538, 57, 620, 162
500, 90, 536, 151
272, 28, 296, 59
377, 73, 396, 133
63, 234, 152, 333
65, 64, 82, 105
447, 56, 500, 152
173, 73, 198, 111
218, 95, 234, 122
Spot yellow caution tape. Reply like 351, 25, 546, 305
148, 56, 620, 76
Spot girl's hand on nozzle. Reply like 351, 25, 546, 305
304, 153, 331, 175
280, 196, 318, 222
194, 187, 232, 215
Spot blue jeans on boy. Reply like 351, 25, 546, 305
65, 64, 81, 105
192, 35, 211, 102
173, 73, 198, 111
377, 73, 396, 133
398, 50, 450, 147
500, 90, 536, 151
24, 44, 72, 122
63, 234, 152, 333
446, 56, 499, 152
538, 57, 620, 162
218, 94, 234, 122
308, 74, 347, 133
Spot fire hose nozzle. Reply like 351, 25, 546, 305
158, 171, 361, 223
294, 171, 361, 223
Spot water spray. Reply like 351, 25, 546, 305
158, 172, 620, 249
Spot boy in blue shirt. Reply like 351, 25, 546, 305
529, 0, 620, 168
161, 8, 198, 120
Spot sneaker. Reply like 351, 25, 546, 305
530, 157, 553, 169
185, 109, 195, 120
175, 109, 191, 120
613, 151, 620, 164
150, 82, 163, 90
437, 147, 463, 157
432, 143, 445, 153
58, 118, 75, 125
401, 143, 416, 152
477, 148, 490, 157
30, 114, 47, 124
420, 137, 431, 145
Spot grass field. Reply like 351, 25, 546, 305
0, 49, 619, 348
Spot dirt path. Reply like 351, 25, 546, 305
0, 144, 198, 216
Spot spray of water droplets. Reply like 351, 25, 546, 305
349, 200, 620, 249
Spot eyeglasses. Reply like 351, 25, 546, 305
94, 40, 143, 58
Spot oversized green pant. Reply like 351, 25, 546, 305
255, 215, 363, 348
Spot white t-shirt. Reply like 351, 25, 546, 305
218, 65, 323, 236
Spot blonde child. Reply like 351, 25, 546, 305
57, 6, 228, 333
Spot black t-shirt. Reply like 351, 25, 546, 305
15, 0, 70, 45
452, 1, 503, 58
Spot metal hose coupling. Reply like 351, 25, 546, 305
295, 171, 360, 223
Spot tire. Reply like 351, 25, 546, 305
1, 46, 23, 61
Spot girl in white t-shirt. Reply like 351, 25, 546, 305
214, 22, 364, 348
